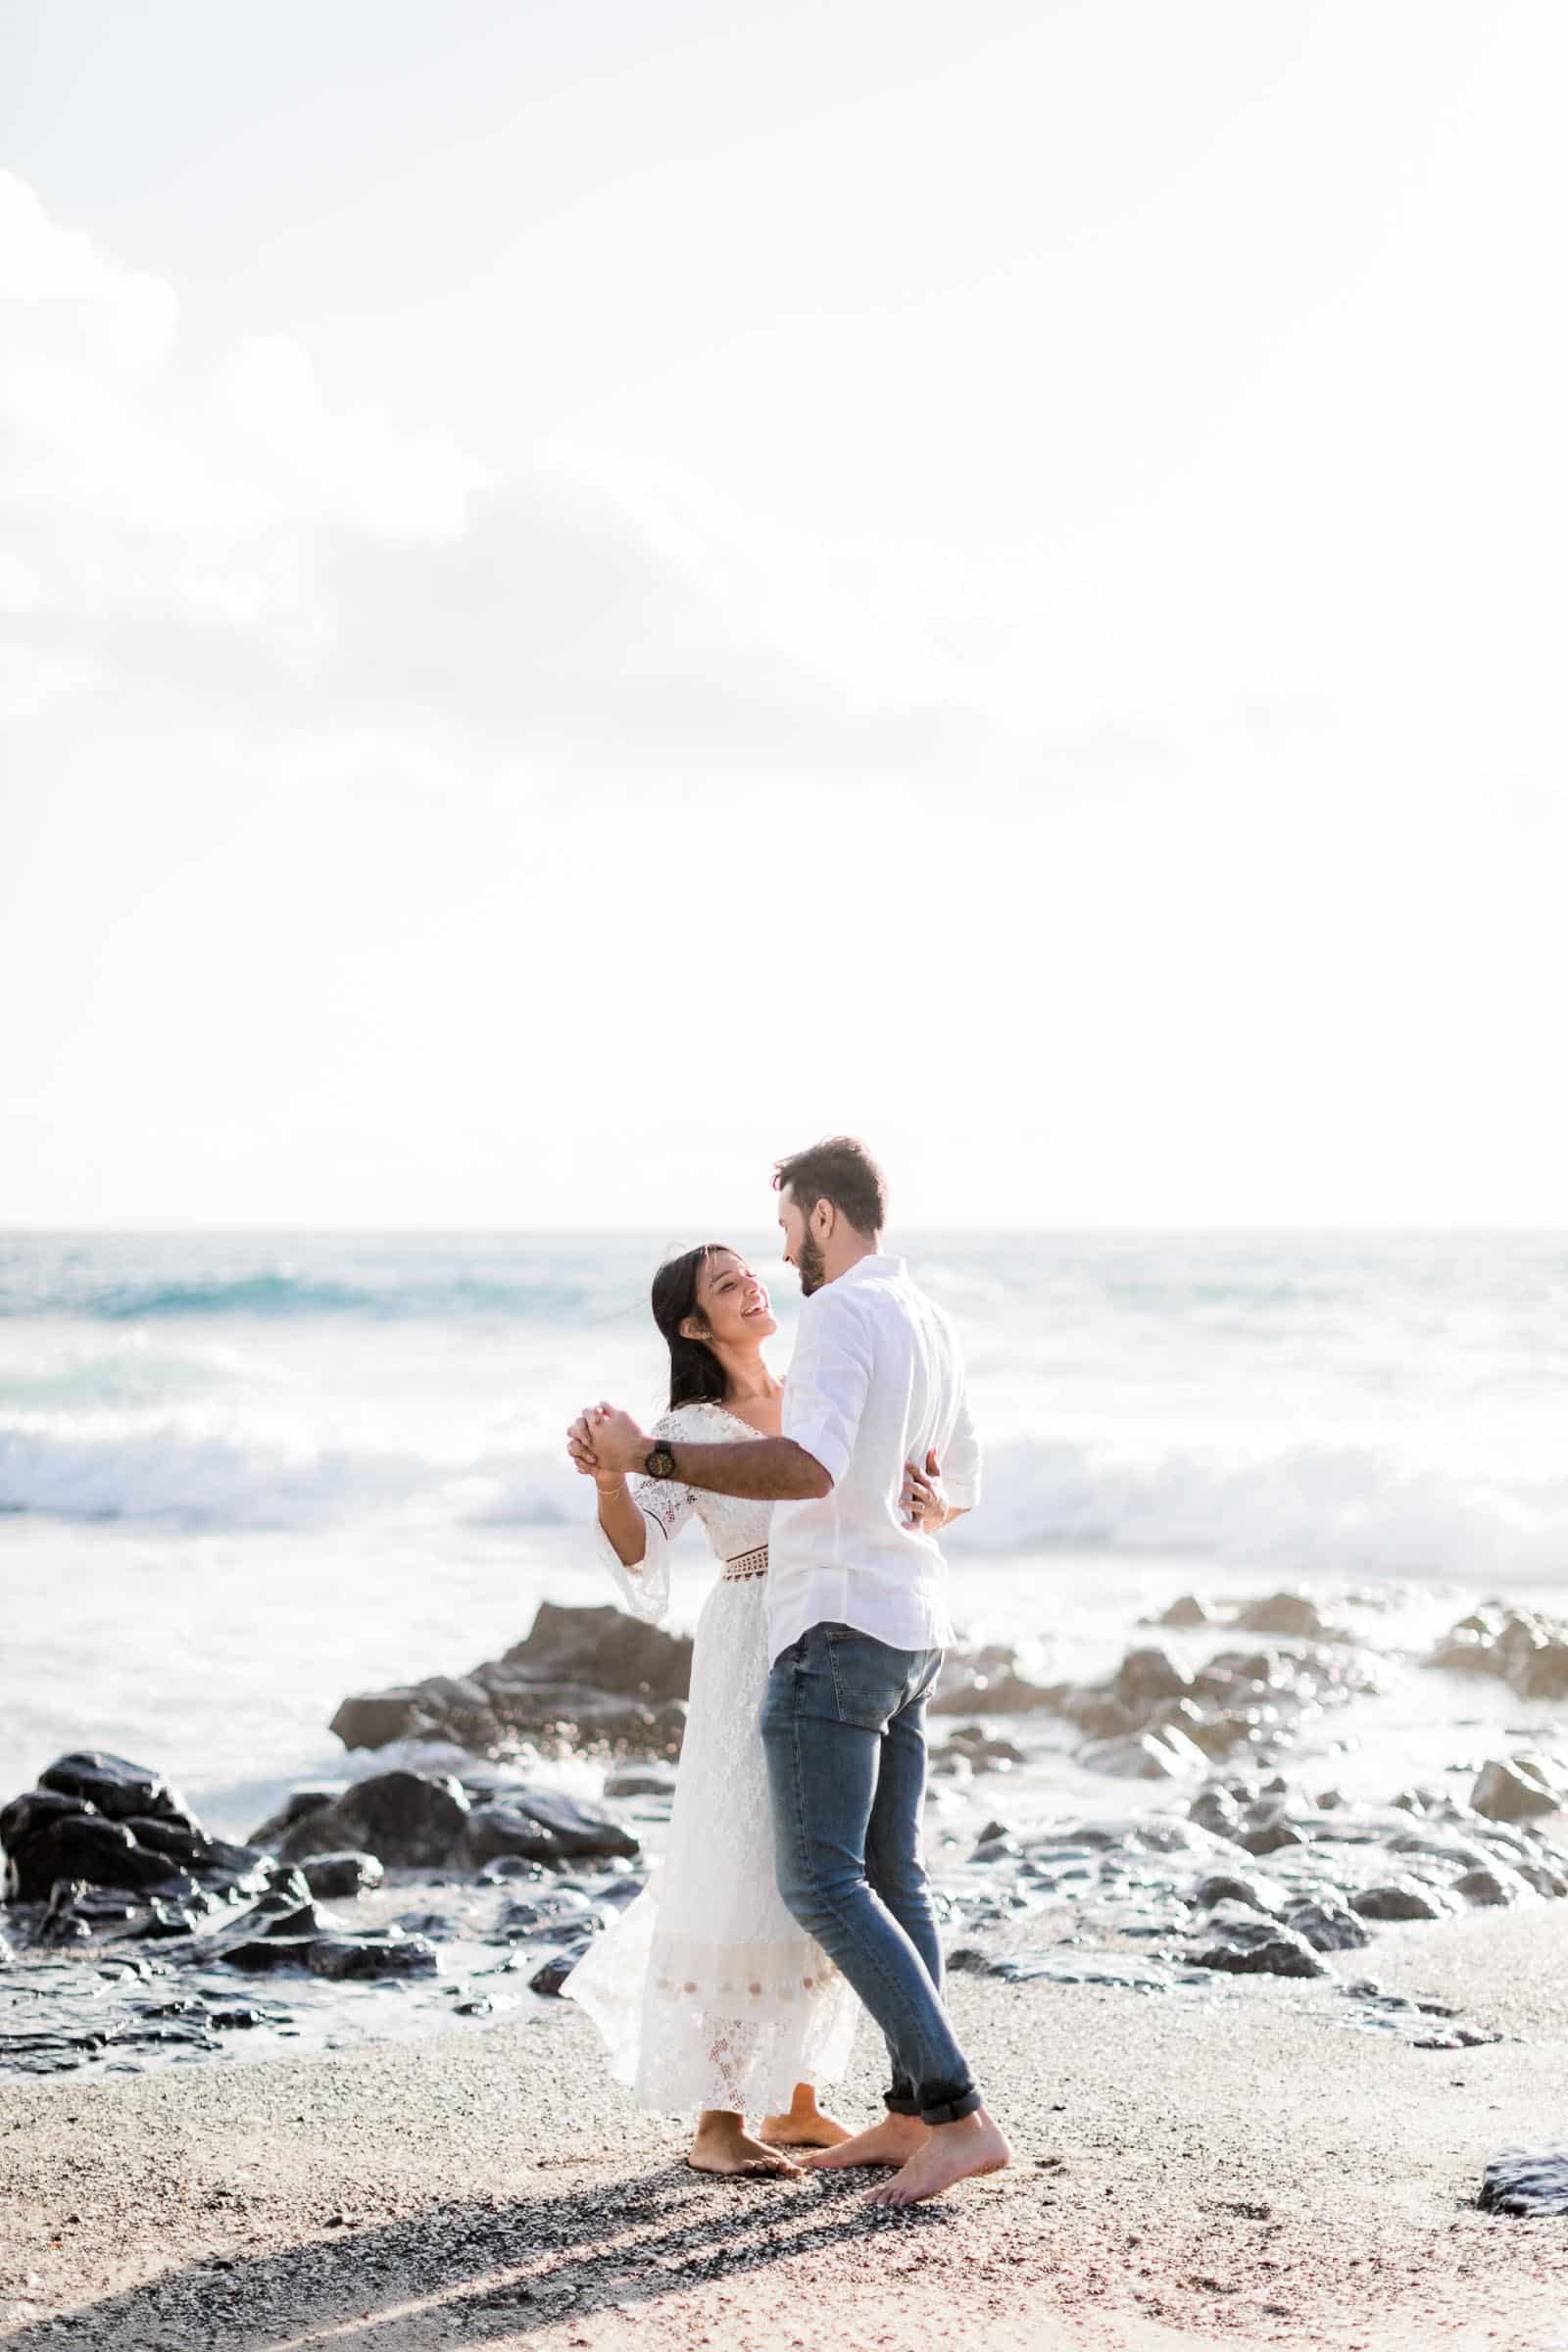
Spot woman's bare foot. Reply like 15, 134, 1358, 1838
799, 2113, 929, 2170
688, 2112, 805, 2179
863, 2108, 1012, 2206
760, 2082, 854, 2149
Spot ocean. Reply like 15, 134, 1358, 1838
3, 1230, 1565, 1841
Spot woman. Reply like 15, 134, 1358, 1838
562, 1243, 943, 2179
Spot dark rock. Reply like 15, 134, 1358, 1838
1187, 1905, 1328, 1979
1059, 1694, 1141, 1740
463, 1790, 639, 1867
474, 1856, 549, 1886
331, 1602, 696, 1758
1478, 2144, 1568, 2217
1282, 1894, 1371, 1952
1233, 1592, 1330, 1639
245, 1791, 338, 1848
1112, 1648, 1193, 1707
528, 1948, 590, 1996
603, 1769, 677, 1799
505, 1601, 693, 1701
1471, 1756, 1564, 1823
0, 1788, 91, 1855
276, 1772, 471, 1869
36, 1752, 191, 1827
1189, 1786, 1247, 1843
6, 1813, 198, 1904
1428, 1607, 1568, 1704
1239, 1818, 1308, 1858
301, 1851, 385, 1898
1152, 1593, 1215, 1627
218, 1937, 318, 1973
1454, 1867, 1517, 1907
1191, 1872, 1286, 1917
1517, 1643, 1568, 1700
1349, 1882, 1449, 1923
306, 1932, 439, 1981
498, 1891, 605, 1940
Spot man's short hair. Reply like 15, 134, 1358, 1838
773, 1136, 887, 1237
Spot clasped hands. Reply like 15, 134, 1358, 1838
565, 1404, 951, 1531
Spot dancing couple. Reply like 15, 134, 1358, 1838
564, 1136, 1010, 2207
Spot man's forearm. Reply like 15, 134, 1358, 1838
666, 1437, 832, 1501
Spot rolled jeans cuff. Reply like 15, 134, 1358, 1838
921, 2084, 983, 2127
883, 2088, 922, 2117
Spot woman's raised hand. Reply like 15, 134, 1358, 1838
901, 1447, 948, 1531
566, 1401, 623, 1489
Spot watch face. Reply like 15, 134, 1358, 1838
647, 1446, 676, 1478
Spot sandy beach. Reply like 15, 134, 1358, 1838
4, 1897, 1566, 2352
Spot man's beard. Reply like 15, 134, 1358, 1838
797, 1230, 826, 1296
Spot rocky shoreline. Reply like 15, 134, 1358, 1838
6, 1590, 1568, 2128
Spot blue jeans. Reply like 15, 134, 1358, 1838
760, 1622, 982, 2127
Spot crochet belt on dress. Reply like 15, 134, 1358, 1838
721, 1544, 768, 1582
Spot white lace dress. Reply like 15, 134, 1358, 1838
562, 1400, 859, 2116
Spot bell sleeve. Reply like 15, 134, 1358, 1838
588, 1412, 698, 1625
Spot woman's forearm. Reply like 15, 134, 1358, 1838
596, 1478, 649, 1569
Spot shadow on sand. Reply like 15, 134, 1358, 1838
0, 2160, 960, 2350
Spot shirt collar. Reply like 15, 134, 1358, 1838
836, 1253, 904, 1286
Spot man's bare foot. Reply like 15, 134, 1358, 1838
688, 2115, 804, 2179
799, 2114, 928, 2171
760, 2082, 854, 2149
864, 2108, 1012, 2206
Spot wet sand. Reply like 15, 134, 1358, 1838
3, 1904, 1566, 2352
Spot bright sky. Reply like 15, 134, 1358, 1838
3, 0, 1565, 1230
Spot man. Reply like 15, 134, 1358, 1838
578, 1137, 1010, 2206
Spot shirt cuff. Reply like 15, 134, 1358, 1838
787, 1419, 852, 1490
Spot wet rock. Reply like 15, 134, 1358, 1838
1453, 1867, 1517, 1907
6, 1813, 199, 1904
1239, 1817, 1308, 1858
507, 1601, 693, 1701
306, 1932, 439, 1981
218, 1936, 318, 1973
1113, 1648, 1194, 1708
274, 1772, 472, 1869
942, 1726, 1027, 1770
1233, 1592, 1334, 1640
39, 1883, 94, 1947
1187, 1905, 1328, 1979
301, 1851, 385, 1898
1349, 1882, 1450, 1923
464, 1790, 639, 1867
1429, 1606, 1568, 1702
603, 1769, 677, 1799
473, 1856, 549, 1886
37, 1752, 191, 1826
1190, 1871, 1287, 1917
1478, 2144, 1568, 2217
1471, 1756, 1565, 1823
1151, 1594, 1215, 1628
497, 1890, 604, 1939
528, 1949, 589, 1996
1282, 1894, 1371, 1952
1190, 1786, 1247, 1843
1057, 1693, 1140, 1740
245, 1791, 337, 1847
331, 1601, 695, 1757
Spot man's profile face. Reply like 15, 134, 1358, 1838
777, 1187, 827, 1297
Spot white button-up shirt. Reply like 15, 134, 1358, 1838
767, 1254, 982, 1664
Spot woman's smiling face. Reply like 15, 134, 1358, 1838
692, 1248, 777, 1347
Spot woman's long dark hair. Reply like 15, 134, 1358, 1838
652, 1244, 735, 1410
